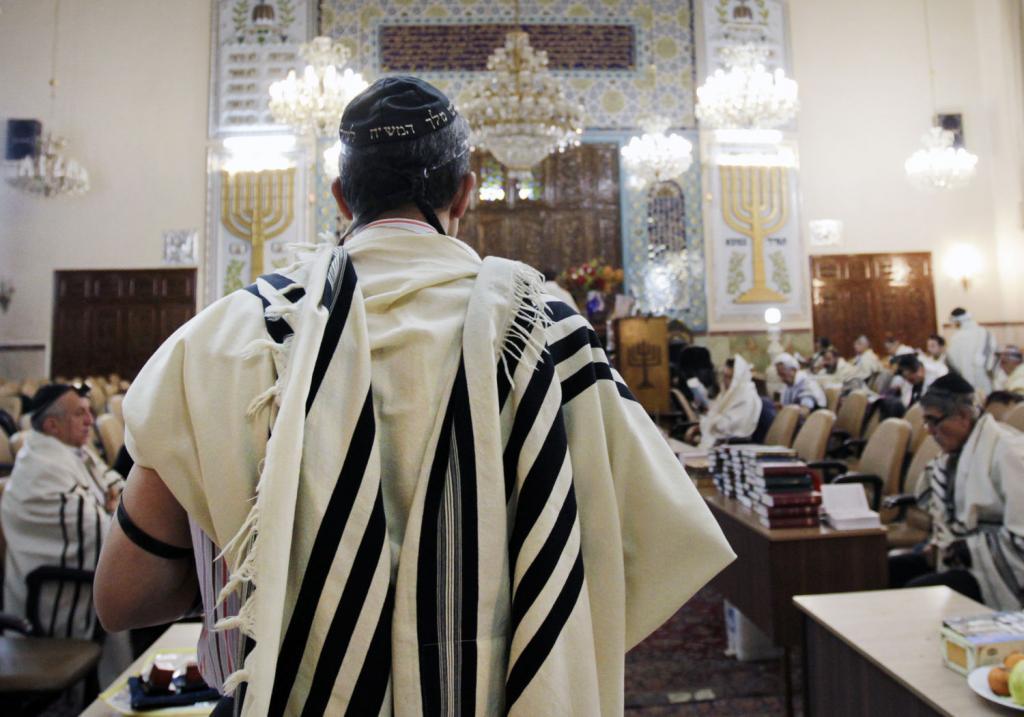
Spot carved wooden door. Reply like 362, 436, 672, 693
810, 253, 937, 356
458, 144, 622, 275
52, 269, 197, 378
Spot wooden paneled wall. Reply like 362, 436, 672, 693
51, 269, 196, 379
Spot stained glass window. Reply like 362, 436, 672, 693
516, 171, 542, 201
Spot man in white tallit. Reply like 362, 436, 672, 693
851, 335, 883, 384
95, 77, 734, 716
893, 353, 948, 408
946, 307, 997, 396
2, 384, 130, 682
890, 374, 1024, 609
692, 356, 763, 449
993, 345, 1024, 395
775, 352, 826, 414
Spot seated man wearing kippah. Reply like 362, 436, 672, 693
775, 352, 826, 415
890, 373, 1024, 608
95, 77, 734, 715
1, 384, 129, 678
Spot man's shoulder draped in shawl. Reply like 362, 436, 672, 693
919, 414, 1024, 610
124, 242, 734, 716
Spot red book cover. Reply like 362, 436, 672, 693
759, 491, 822, 507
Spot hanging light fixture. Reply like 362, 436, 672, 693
7, 0, 89, 198
459, 1, 585, 181
903, 0, 977, 190
904, 126, 977, 190
695, 44, 799, 130
268, 36, 368, 137
621, 115, 693, 186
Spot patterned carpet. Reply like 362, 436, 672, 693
625, 586, 802, 716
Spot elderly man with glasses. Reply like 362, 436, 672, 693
889, 373, 1024, 609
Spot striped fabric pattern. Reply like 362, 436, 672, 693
222, 251, 657, 715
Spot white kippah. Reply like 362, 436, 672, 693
773, 352, 800, 370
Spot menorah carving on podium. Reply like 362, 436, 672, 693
720, 165, 790, 303
220, 168, 296, 283
627, 340, 661, 389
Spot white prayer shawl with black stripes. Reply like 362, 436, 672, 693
0, 430, 131, 679
126, 240, 734, 715
917, 414, 1024, 610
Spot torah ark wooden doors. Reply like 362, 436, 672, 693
458, 144, 622, 275
810, 253, 937, 356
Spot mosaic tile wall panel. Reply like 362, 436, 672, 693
320, 0, 698, 129
379, 23, 635, 72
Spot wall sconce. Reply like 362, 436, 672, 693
942, 243, 983, 291
0, 279, 14, 313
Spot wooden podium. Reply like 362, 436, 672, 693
613, 316, 670, 414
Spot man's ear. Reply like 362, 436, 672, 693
332, 177, 353, 220
449, 172, 477, 220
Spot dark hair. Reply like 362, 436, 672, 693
817, 337, 831, 350
338, 116, 471, 231
928, 334, 946, 347
951, 307, 967, 317
985, 390, 1023, 408
920, 388, 975, 417
884, 335, 898, 344
724, 358, 736, 369
896, 354, 921, 374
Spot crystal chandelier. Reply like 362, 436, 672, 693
268, 36, 368, 137
460, 30, 585, 180
9, 134, 89, 197
621, 116, 693, 185
695, 44, 799, 129
904, 126, 977, 190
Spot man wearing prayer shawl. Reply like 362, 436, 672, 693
2, 384, 130, 682
775, 352, 826, 414
993, 345, 1024, 396
95, 77, 735, 716
946, 307, 997, 396
695, 355, 764, 449
891, 374, 1024, 610
851, 335, 883, 384
892, 353, 948, 408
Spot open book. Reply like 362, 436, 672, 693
821, 484, 881, 530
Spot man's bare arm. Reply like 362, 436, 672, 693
95, 465, 198, 633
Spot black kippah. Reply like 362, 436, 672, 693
339, 76, 457, 148
927, 372, 975, 396
30, 383, 89, 415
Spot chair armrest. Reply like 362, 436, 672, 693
26, 566, 96, 636
0, 612, 33, 635
882, 493, 918, 521
833, 472, 885, 511
807, 460, 850, 483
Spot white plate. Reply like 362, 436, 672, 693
967, 666, 1024, 711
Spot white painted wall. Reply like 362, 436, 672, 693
0, 0, 212, 357
790, 0, 1024, 330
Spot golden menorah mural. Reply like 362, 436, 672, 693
220, 168, 296, 283
720, 165, 789, 303
627, 340, 662, 389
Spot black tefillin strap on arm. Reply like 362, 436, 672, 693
116, 496, 193, 560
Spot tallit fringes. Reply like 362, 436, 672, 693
245, 384, 280, 420
220, 668, 251, 694
500, 264, 553, 389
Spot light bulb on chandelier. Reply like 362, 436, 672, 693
620, 115, 693, 186
268, 37, 368, 137
695, 44, 799, 130
904, 127, 977, 191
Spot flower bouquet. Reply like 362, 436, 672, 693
558, 260, 625, 321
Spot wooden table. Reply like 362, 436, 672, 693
795, 587, 1005, 716
704, 491, 888, 648
80, 623, 205, 717
703, 491, 888, 715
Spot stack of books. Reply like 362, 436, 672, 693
710, 444, 822, 529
